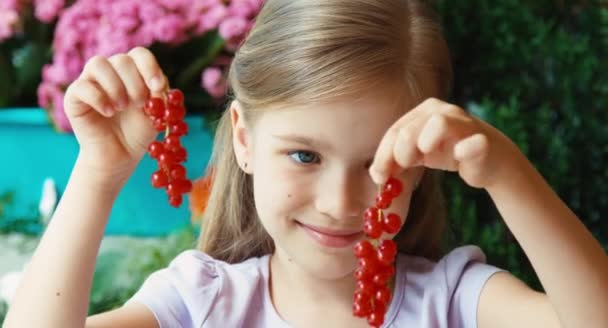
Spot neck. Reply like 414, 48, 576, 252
268, 250, 356, 321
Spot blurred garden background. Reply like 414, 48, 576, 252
1, 0, 607, 324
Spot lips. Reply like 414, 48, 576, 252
296, 221, 363, 248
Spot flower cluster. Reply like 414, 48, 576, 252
33, 0, 262, 131
0, 0, 66, 41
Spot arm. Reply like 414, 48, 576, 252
369, 98, 608, 328
478, 149, 608, 328
3, 158, 129, 327
4, 47, 166, 328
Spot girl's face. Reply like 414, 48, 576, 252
232, 92, 422, 280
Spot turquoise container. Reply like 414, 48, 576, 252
0, 108, 214, 236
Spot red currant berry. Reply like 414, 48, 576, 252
384, 177, 403, 198
383, 213, 402, 234
164, 103, 186, 123
358, 257, 380, 274
144, 97, 164, 118
166, 182, 182, 197
168, 194, 182, 207
367, 304, 386, 326
367, 309, 384, 327
355, 279, 377, 295
151, 170, 169, 188
354, 267, 371, 281
377, 248, 396, 266
173, 146, 187, 163
147, 141, 165, 159
169, 164, 186, 180
174, 179, 193, 193
170, 121, 188, 136
375, 286, 391, 306
353, 240, 375, 258
152, 117, 166, 132
372, 271, 391, 286
363, 207, 379, 221
167, 89, 184, 106
363, 219, 383, 239
352, 298, 372, 317
164, 135, 181, 152
158, 152, 176, 168
375, 191, 392, 209
353, 290, 371, 304
378, 239, 397, 259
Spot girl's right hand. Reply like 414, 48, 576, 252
63, 47, 167, 180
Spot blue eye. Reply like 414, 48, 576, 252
288, 151, 319, 164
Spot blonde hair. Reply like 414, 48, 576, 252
197, 0, 453, 263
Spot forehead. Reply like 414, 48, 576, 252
253, 90, 406, 154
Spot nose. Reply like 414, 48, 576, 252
315, 170, 367, 221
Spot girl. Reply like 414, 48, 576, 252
4, 0, 607, 327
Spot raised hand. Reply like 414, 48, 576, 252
369, 97, 523, 189
63, 47, 168, 179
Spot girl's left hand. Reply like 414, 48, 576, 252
369, 97, 523, 189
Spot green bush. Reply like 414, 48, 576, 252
88, 227, 197, 315
436, 0, 608, 289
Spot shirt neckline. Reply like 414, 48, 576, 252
258, 253, 406, 327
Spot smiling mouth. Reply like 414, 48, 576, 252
295, 221, 364, 248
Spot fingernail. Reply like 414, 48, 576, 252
369, 168, 386, 185
149, 76, 162, 91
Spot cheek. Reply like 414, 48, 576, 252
252, 157, 310, 220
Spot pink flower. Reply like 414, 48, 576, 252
42, 63, 69, 85
138, 2, 165, 22
196, 4, 227, 34
0, 10, 20, 41
38, 0, 264, 132
202, 66, 227, 98
37, 81, 55, 109
153, 14, 187, 43
218, 16, 248, 40
34, 0, 66, 23
0, 0, 27, 11
228, 0, 260, 18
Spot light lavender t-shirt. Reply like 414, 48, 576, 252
126, 245, 503, 328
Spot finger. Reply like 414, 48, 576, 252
65, 79, 115, 118
81, 56, 129, 110
392, 123, 425, 169
107, 54, 150, 110
392, 98, 455, 167
454, 133, 489, 161
417, 113, 475, 155
369, 128, 400, 184
369, 102, 431, 184
456, 134, 489, 188
128, 47, 167, 96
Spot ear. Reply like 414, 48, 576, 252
230, 100, 253, 174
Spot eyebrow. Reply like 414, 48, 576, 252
271, 133, 332, 150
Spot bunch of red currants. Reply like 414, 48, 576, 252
144, 89, 192, 207
353, 177, 403, 327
